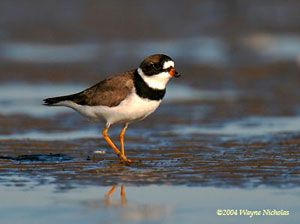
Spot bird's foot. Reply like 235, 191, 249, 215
118, 154, 132, 166
120, 159, 132, 166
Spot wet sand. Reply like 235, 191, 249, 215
1, 129, 300, 188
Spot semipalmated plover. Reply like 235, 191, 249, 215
44, 54, 180, 165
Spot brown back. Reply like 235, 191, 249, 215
72, 70, 135, 107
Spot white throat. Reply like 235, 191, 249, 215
137, 68, 171, 90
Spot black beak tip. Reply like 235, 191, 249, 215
174, 72, 181, 78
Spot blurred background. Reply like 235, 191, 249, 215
1, 0, 300, 135
0, 0, 299, 84
0, 0, 300, 144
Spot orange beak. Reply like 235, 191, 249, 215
168, 67, 180, 78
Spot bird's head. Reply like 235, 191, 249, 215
137, 54, 180, 90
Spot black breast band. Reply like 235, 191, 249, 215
133, 70, 166, 101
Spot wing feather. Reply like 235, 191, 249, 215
44, 70, 135, 107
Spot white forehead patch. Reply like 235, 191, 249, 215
163, 60, 174, 69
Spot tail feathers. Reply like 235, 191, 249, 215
43, 94, 76, 106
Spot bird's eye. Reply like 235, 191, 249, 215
151, 63, 160, 71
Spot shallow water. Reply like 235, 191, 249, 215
173, 116, 300, 137
0, 177, 299, 224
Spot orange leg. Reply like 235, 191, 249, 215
102, 124, 130, 164
119, 123, 128, 157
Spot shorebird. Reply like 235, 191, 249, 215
44, 54, 180, 165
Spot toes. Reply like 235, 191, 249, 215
117, 154, 132, 166
126, 159, 132, 163
119, 158, 132, 166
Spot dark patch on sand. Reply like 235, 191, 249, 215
0, 153, 73, 163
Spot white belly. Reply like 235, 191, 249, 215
61, 92, 161, 125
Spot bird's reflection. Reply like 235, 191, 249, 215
83, 184, 171, 222
103, 185, 127, 207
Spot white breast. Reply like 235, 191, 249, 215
95, 92, 161, 124
60, 91, 161, 125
